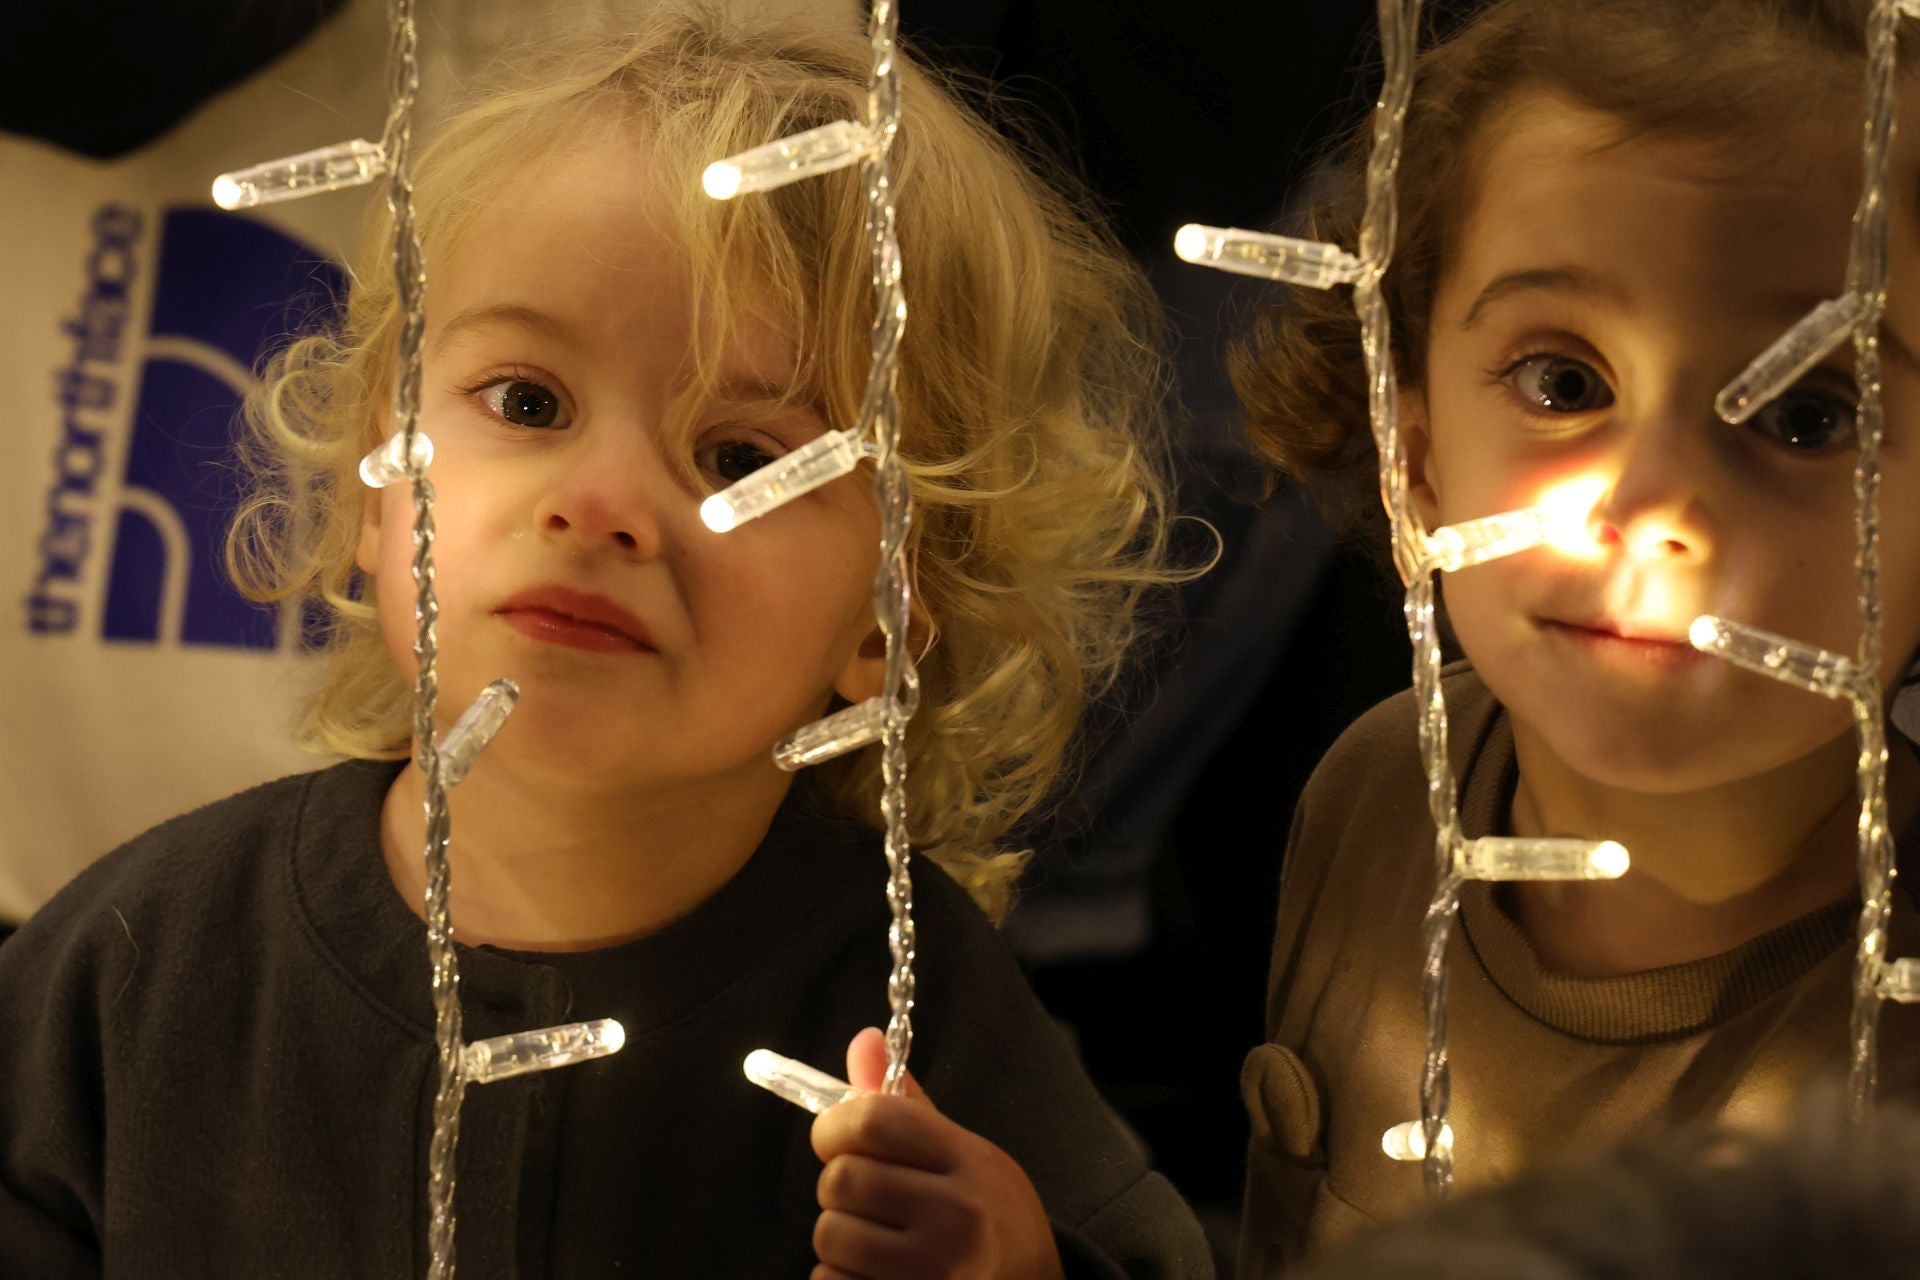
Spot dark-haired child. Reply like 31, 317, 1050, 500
1233, 0, 1920, 1271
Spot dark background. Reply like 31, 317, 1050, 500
898, 4, 1414, 1255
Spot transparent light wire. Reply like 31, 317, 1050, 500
1693, 0, 1903, 1118
1347, 0, 1468, 1199
367, 2, 464, 1273
858, 0, 920, 1098
1840, 0, 1900, 1118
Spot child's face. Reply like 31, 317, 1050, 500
1413, 89, 1920, 794
356, 138, 885, 791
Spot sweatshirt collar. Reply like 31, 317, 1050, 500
1455, 690, 1917, 1044
284, 759, 876, 1042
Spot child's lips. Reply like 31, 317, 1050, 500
496, 608, 653, 654
493, 585, 657, 654
1540, 617, 1705, 672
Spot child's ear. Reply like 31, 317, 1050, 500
1403, 385, 1442, 529
355, 484, 383, 577
831, 608, 933, 706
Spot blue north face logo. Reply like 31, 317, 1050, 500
27, 204, 343, 647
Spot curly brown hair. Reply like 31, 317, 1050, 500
1230, 0, 1905, 550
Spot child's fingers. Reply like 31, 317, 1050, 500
813, 1208, 920, 1279
812, 1093, 960, 1172
844, 1026, 928, 1100
817, 1152, 954, 1231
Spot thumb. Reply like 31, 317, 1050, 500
846, 1026, 928, 1101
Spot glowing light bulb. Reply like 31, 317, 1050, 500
701, 162, 743, 201
1455, 837, 1629, 881
1382, 1120, 1454, 1161
1687, 614, 1863, 701
1423, 508, 1548, 574
359, 431, 434, 488
1715, 294, 1865, 425
700, 428, 866, 531
1171, 223, 1363, 289
774, 696, 900, 770
435, 679, 519, 787
211, 139, 387, 209
461, 1018, 625, 1085
743, 1049, 858, 1115
702, 121, 875, 201
1534, 475, 1608, 559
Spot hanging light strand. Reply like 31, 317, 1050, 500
1692, 0, 1905, 1119
1838, 0, 1899, 1117
369, 3, 465, 1273
859, 0, 920, 1098
1350, 0, 1482, 1200
709, 0, 919, 1104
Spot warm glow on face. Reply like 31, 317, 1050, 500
1533, 474, 1608, 561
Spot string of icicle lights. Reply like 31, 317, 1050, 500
1177, 0, 1920, 1195
213, 3, 625, 1276
700, 0, 923, 1109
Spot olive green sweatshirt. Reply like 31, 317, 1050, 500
1240, 663, 1920, 1277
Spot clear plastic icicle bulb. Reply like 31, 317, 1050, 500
212, 138, 388, 209
743, 1049, 859, 1115
1455, 837, 1629, 882
359, 430, 435, 489
700, 430, 868, 532
462, 1019, 626, 1085
1382, 1120, 1454, 1162
702, 121, 876, 200
1687, 615, 1864, 701
1715, 294, 1865, 425
1422, 508, 1548, 575
774, 696, 896, 771
436, 680, 519, 788
1879, 958, 1920, 1002
1172, 223, 1364, 289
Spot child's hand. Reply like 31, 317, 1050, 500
810, 1027, 1066, 1280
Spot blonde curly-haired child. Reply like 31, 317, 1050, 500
0, 11, 1212, 1277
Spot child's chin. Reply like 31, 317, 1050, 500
1521, 706, 1843, 797
1551, 742, 1737, 795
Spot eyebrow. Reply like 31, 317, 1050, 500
710, 375, 808, 404
1460, 265, 1627, 330
431, 303, 581, 354
1884, 328, 1920, 378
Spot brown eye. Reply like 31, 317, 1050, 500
1748, 389, 1857, 453
480, 379, 564, 429
1510, 355, 1613, 413
696, 439, 779, 486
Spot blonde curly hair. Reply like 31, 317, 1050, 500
227, 8, 1205, 921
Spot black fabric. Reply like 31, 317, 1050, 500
3, 1, 352, 158
0, 761, 1211, 1278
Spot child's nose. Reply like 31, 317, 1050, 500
1587, 429, 1717, 566
532, 440, 668, 560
